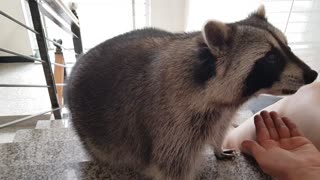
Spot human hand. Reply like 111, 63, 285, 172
241, 111, 320, 180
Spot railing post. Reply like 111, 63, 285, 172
28, 0, 62, 119
53, 39, 65, 106
70, 3, 83, 58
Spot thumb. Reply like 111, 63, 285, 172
241, 140, 265, 157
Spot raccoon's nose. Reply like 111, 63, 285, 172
304, 70, 318, 84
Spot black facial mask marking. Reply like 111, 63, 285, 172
243, 48, 286, 96
235, 19, 306, 67
194, 43, 217, 84
268, 30, 317, 84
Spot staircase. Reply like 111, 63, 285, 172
0, 118, 272, 180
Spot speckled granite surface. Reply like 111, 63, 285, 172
36, 120, 71, 129
0, 140, 89, 167
0, 136, 271, 180
13, 128, 78, 142
0, 112, 274, 180
0, 154, 270, 180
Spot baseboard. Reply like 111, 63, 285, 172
0, 56, 34, 63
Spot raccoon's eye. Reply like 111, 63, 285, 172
266, 53, 278, 64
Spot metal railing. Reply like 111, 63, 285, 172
0, 0, 83, 128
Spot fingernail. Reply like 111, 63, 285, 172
254, 116, 261, 123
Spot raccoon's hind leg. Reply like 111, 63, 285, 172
81, 137, 149, 171
80, 138, 112, 163
211, 116, 237, 159
150, 141, 204, 180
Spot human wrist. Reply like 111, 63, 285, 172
280, 166, 320, 180
280, 152, 320, 180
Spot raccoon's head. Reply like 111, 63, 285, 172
199, 5, 318, 105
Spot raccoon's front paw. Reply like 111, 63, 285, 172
215, 148, 238, 160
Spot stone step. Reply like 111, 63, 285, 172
0, 153, 269, 180
13, 128, 78, 142
1, 130, 270, 179
0, 115, 52, 143
0, 161, 149, 180
0, 140, 89, 167
35, 119, 71, 129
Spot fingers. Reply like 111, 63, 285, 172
241, 140, 265, 157
260, 111, 279, 140
257, 111, 302, 139
282, 117, 303, 137
270, 111, 290, 139
254, 114, 270, 143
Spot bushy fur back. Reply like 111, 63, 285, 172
66, 8, 317, 179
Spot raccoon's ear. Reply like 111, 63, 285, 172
250, 5, 266, 19
202, 20, 232, 56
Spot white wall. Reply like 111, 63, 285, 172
149, 0, 259, 32
150, 0, 187, 32
0, 0, 33, 56
186, 0, 262, 31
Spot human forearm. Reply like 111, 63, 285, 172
280, 166, 320, 180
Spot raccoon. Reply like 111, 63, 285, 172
66, 6, 318, 180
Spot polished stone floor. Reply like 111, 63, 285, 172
0, 124, 270, 180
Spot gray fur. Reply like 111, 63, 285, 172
66, 7, 317, 180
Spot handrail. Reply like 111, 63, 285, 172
38, 3, 79, 38
46, 38, 65, 49
0, 48, 68, 67
0, 11, 65, 49
0, 0, 83, 122
51, 61, 68, 67
0, 84, 67, 87
0, 10, 39, 34
0, 84, 50, 88
41, 0, 80, 27
0, 107, 62, 129
0, 48, 45, 63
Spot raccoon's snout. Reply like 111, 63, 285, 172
304, 70, 318, 84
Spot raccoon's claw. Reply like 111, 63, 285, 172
215, 149, 238, 160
